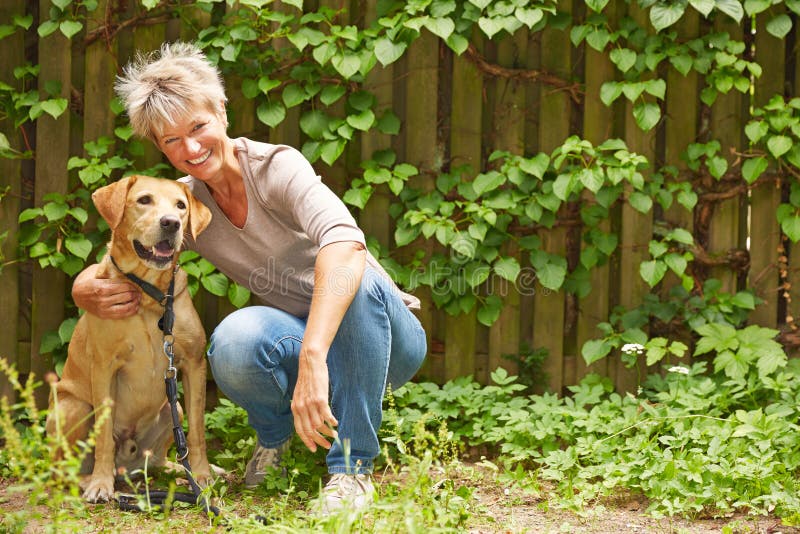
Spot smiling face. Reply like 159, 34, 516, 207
155, 105, 235, 185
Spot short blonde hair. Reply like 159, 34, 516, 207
115, 42, 227, 141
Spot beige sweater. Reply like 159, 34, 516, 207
181, 137, 419, 318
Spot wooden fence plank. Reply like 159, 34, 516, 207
0, 0, 25, 400
31, 5, 72, 405
535, 0, 571, 394
131, 11, 166, 169
444, 32, 483, 381
83, 0, 117, 144
616, 2, 655, 393
749, 11, 785, 328
660, 11, 700, 364
403, 29, 439, 380
707, 17, 745, 294
576, 1, 618, 383
359, 0, 394, 249
487, 31, 527, 383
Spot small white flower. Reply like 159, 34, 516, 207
621, 343, 645, 355
668, 365, 690, 375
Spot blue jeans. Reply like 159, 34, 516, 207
207, 268, 427, 474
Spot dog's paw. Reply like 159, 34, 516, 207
81, 475, 115, 503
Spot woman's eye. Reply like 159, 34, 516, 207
164, 137, 177, 145
137, 196, 152, 205
176, 200, 186, 210
192, 123, 206, 132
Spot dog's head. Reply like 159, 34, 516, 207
92, 175, 212, 270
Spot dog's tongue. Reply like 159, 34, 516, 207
153, 240, 173, 257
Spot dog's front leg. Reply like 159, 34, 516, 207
82, 358, 120, 502
182, 357, 212, 484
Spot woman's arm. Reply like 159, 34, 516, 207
72, 263, 141, 319
291, 240, 366, 452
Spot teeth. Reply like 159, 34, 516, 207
188, 150, 211, 165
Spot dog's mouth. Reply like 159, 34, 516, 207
133, 239, 175, 267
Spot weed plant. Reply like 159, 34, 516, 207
387, 323, 800, 521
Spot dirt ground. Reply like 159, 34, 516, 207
1, 470, 799, 533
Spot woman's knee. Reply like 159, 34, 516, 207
207, 306, 303, 393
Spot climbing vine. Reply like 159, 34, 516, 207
3, 0, 800, 369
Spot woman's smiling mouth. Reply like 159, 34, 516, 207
188, 150, 211, 165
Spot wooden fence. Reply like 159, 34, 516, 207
0, 1, 797, 405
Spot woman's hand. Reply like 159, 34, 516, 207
72, 264, 141, 319
291, 350, 338, 452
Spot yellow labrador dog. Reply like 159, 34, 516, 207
46, 175, 212, 502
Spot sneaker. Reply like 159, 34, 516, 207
314, 473, 375, 514
244, 440, 290, 488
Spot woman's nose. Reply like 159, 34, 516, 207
184, 136, 201, 153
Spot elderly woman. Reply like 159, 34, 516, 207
72, 42, 427, 513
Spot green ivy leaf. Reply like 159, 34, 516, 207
633, 102, 660, 131
582, 339, 613, 366
59, 20, 82, 39
744, 120, 768, 143
374, 38, 407, 66
586, 28, 610, 51
423, 17, 455, 40
44, 201, 67, 221
519, 153, 549, 179
781, 214, 800, 242
299, 110, 329, 139
478, 17, 504, 38
477, 295, 503, 326
320, 85, 346, 106
40, 98, 68, 119
707, 155, 728, 179
766, 14, 792, 39
377, 111, 401, 135
640, 259, 667, 287
445, 33, 469, 55
716, 0, 744, 22
610, 48, 637, 73
343, 185, 372, 209
65, 235, 92, 260
650, 2, 686, 32
689, 0, 715, 17
629, 191, 653, 213
600, 82, 622, 106
40, 331, 62, 354
742, 156, 768, 184
530, 250, 567, 290
320, 139, 347, 165
473, 171, 506, 195
283, 0, 303, 10
346, 109, 375, 131
768, 135, 793, 158
257, 101, 286, 128
664, 253, 688, 276
493, 257, 520, 282
331, 52, 361, 79
282, 84, 308, 108
201, 272, 229, 297
515, 7, 543, 28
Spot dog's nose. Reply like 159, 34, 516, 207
160, 215, 180, 233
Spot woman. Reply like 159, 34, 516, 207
72, 42, 427, 513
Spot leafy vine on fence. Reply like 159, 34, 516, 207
2, 0, 800, 367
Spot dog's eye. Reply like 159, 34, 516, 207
176, 200, 186, 210
137, 196, 152, 205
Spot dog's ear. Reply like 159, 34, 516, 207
177, 182, 212, 238
92, 176, 138, 231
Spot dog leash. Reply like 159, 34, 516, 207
109, 256, 220, 519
